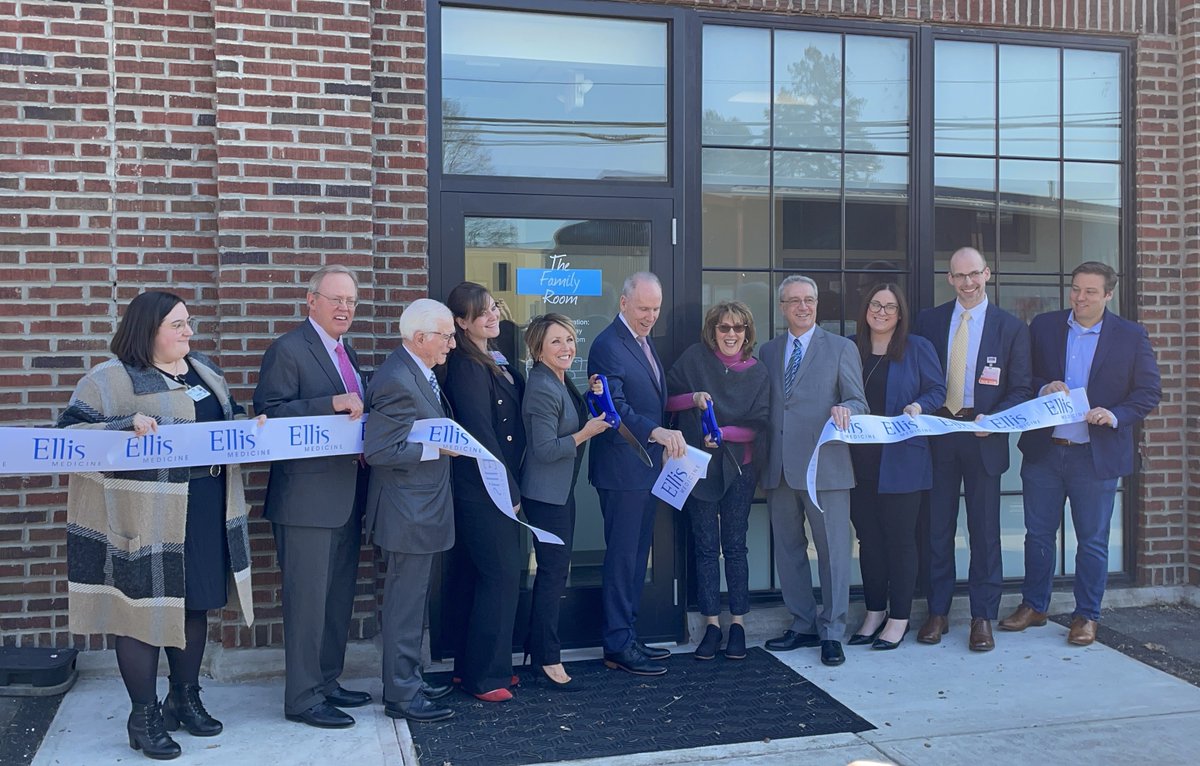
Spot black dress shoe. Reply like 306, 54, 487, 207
325, 685, 372, 708
765, 630, 821, 651
384, 695, 454, 723
636, 641, 671, 661
420, 681, 453, 700
821, 640, 845, 666
847, 621, 886, 646
603, 646, 667, 676
872, 626, 910, 651
285, 701, 355, 729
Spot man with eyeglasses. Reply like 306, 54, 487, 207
759, 275, 867, 667
913, 247, 1032, 652
254, 264, 373, 728
1000, 262, 1159, 646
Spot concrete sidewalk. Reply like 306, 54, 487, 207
30, 611, 1200, 766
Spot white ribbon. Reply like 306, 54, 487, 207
805, 388, 1093, 511
0, 415, 363, 475
407, 417, 564, 545
651, 446, 712, 510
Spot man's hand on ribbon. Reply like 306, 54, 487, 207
973, 413, 990, 437
332, 392, 364, 420
1040, 380, 1070, 395
650, 427, 687, 460
830, 405, 851, 430
902, 403, 922, 418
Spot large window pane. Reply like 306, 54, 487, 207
441, 8, 667, 180
703, 26, 770, 147
999, 45, 1060, 158
1064, 162, 1120, 271
998, 159, 1060, 273
935, 41, 995, 155
846, 154, 908, 270
702, 149, 770, 268
1065, 49, 1121, 161
934, 156, 996, 270
775, 151, 841, 270
845, 35, 910, 154
994, 273, 1063, 325
774, 31, 842, 150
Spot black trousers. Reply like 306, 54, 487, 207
448, 498, 523, 694
850, 480, 921, 620
523, 496, 576, 667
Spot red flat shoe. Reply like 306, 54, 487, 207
473, 688, 513, 702
453, 675, 519, 687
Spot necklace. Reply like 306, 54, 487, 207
863, 354, 886, 389
155, 360, 188, 385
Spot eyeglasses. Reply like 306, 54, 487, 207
867, 301, 900, 316
949, 269, 988, 283
716, 323, 748, 334
314, 291, 358, 309
164, 317, 199, 333
780, 297, 818, 308
423, 330, 455, 343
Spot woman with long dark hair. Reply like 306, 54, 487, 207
442, 282, 526, 701
58, 291, 260, 759
847, 284, 944, 650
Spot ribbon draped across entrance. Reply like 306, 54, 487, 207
805, 388, 1092, 511
0, 413, 563, 545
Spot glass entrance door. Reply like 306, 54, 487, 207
430, 193, 681, 658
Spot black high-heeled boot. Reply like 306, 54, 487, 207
127, 700, 181, 760
162, 683, 223, 736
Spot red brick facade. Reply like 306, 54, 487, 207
1, 0, 1196, 648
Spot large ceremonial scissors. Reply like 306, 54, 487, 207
586, 374, 654, 467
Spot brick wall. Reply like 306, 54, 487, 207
1, 0, 1195, 648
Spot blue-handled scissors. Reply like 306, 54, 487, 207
586, 374, 654, 467
699, 400, 742, 476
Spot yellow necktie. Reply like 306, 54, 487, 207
945, 311, 971, 414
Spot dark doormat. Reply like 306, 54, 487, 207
412, 647, 874, 766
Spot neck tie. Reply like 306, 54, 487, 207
944, 311, 971, 415
784, 337, 803, 398
428, 372, 441, 400
334, 344, 361, 397
637, 335, 660, 385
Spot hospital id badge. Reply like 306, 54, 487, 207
978, 365, 1001, 386
185, 385, 211, 402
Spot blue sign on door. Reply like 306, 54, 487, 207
516, 268, 603, 297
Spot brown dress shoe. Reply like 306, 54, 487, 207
1067, 615, 1098, 646
969, 618, 995, 651
998, 603, 1049, 632
917, 614, 949, 644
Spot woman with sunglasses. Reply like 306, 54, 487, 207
665, 301, 769, 661
847, 284, 945, 650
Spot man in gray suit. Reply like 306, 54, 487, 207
758, 275, 867, 667
254, 265, 371, 729
363, 298, 458, 723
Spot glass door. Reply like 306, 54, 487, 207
429, 192, 682, 658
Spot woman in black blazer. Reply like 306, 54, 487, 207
443, 282, 526, 701
519, 314, 610, 689
848, 283, 945, 650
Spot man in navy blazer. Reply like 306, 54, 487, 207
914, 247, 1032, 652
588, 272, 686, 676
999, 262, 1160, 646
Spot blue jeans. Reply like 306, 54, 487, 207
1020, 443, 1119, 621
687, 467, 755, 617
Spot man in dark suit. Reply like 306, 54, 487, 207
254, 265, 371, 729
999, 261, 1160, 646
588, 272, 686, 676
759, 275, 868, 667
363, 298, 458, 722
914, 247, 1032, 652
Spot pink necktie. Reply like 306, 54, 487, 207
637, 335, 660, 385
334, 344, 361, 397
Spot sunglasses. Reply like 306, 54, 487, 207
716, 323, 747, 334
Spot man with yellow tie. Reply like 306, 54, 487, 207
913, 247, 1031, 652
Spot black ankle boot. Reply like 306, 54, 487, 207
162, 683, 223, 737
694, 624, 722, 660
725, 623, 747, 660
127, 700, 181, 760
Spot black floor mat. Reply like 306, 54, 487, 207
411, 647, 873, 765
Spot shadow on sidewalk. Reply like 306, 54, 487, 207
1050, 602, 1200, 688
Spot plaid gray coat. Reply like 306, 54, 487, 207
57, 353, 255, 648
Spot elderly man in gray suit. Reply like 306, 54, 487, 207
254, 264, 371, 729
758, 275, 867, 667
363, 298, 458, 723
